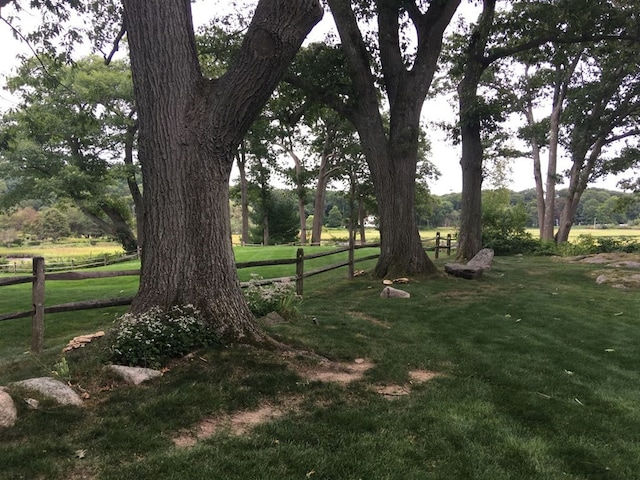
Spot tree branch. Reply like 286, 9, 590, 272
486, 33, 640, 66
283, 71, 353, 122
104, 21, 126, 65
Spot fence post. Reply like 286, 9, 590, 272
295, 248, 304, 296
435, 232, 441, 259
348, 230, 355, 280
446, 234, 452, 256
31, 256, 45, 354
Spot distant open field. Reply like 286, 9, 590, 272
1, 226, 639, 263
0, 240, 125, 259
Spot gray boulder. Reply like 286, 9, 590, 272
380, 286, 411, 298
107, 365, 162, 385
12, 377, 83, 407
0, 390, 17, 428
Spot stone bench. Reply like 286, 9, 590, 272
444, 248, 494, 280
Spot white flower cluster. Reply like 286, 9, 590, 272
110, 304, 210, 367
244, 275, 299, 318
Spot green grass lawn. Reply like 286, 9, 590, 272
1, 252, 640, 479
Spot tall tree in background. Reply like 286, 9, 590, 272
123, 0, 322, 342
295, 0, 460, 278
443, 0, 640, 257
555, 41, 640, 242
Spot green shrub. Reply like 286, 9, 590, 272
566, 234, 640, 255
108, 305, 217, 368
481, 189, 537, 254
244, 275, 301, 320
482, 230, 540, 255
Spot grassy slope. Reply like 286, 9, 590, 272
1, 254, 640, 479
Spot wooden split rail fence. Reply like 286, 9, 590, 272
0, 243, 381, 353
433, 232, 454, 258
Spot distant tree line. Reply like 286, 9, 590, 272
3, 185, 638, 249
431, 188, 640, 230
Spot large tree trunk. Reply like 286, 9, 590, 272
456, 0, 496, 261
371, 144, 434, 277
457, 124, 484, 260
123, 0, 322, 343
327, 0, 458, 277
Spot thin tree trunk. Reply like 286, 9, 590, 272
523, 95, 545, 236
311, 135, 334, 246
236, 143, 250, 245
541, 55, 580, 241
556, 137, 606, 242
311, 174, 328, 246
542, 99, 561, 241
287, 150, 307, 244
358, 195, 366, 243
123, 119, 144, 249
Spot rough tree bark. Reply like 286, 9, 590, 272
326, 0, 459, 278
455, 0, 495, 261
123, 0, 322, 343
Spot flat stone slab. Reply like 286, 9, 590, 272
107, 365, 163, 385
444, 263, 483, 279
12, 377, 83, 407
445, 248, 494, 280
466, 248, 494, 269
0, 390, 17, 428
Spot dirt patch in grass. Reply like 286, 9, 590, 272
293, 358, 374, 384
347, 311, 391, 329
172, 361, 442, 447
173, 401, 299, 448
374, 369, 442, 400
172, 359, 374, 448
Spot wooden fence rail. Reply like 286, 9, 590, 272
0, 243, 381, 353
433, 232, 455, 259
0, 252, 139, 275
